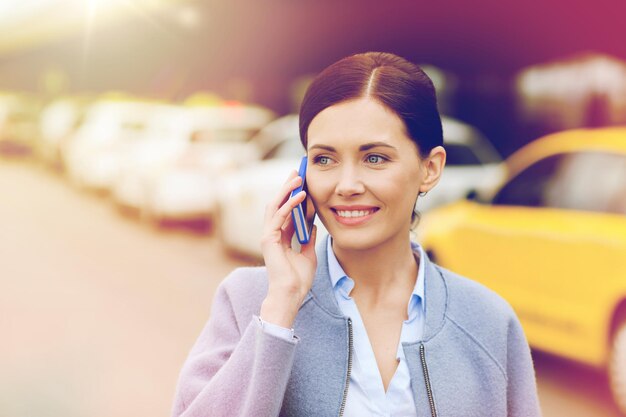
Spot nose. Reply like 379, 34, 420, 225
335, 165, 365, 197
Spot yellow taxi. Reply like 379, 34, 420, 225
417, 127, 626, 413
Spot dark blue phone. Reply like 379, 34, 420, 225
291, 156, 316, 244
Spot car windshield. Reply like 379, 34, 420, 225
444, 143, 483, 166
544, 151, 626, 215
493, 150, 626, 215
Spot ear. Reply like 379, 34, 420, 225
418, 146, 446, 194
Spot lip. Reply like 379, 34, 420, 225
330, 205, 379, 226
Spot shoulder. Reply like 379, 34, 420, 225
214, 266, 269, 322
434, 264, 524, 355
434, 265, 531, 376
219, 266, 269, 295
436, 264, 517, 323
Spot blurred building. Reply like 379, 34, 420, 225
516, 53, 626, 130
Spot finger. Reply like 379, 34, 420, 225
281, 209, 295, 246
268, 189, 306, 232
264, 172, 302, 224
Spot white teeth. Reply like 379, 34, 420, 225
336, 210, 373, 218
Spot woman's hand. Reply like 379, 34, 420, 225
259, 170, 318, 328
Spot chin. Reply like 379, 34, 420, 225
327, 227, 388, 252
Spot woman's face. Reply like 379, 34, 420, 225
306, 97, 444, 251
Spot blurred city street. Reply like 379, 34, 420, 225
1, 158, 622, 417
0, 158, 247, 417
1, 1, 626, 415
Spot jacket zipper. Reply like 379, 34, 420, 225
339, 318, 353, 417
420, 343, 437, 417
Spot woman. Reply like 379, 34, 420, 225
172, 52, 541, 417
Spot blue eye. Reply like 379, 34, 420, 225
315, 156, 331, 165
367, 154, 385, 164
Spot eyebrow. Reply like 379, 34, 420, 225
308, 141, 397, 152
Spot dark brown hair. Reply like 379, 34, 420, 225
299, 52, 443, 158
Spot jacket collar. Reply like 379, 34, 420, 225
308, 233, 447, 341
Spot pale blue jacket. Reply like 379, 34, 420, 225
172, 235, 542, 417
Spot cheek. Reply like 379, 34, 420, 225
368, 168, 421, 192
367, 169, 421, 207
304, 172, 328, 202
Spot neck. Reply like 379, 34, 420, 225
331, 232, 418, 301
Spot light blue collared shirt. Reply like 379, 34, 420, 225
258, 238, 426, 416
327, 237, 425, 417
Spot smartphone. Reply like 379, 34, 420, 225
291, 156, 316, 244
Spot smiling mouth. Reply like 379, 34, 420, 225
330, 207, 380, 225
334, 208, 378, 218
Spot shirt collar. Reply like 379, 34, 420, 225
327, 237, 354, 298
326, 237, 425, 314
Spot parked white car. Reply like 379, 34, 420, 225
63, 99, 161, 189
139, 103, 275, 222
112, 105, 228, 211
0, 92, 41, 156
417, 116, 505, 212
37, 97, 90, 168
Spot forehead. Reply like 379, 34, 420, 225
307, 98, 412, 150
